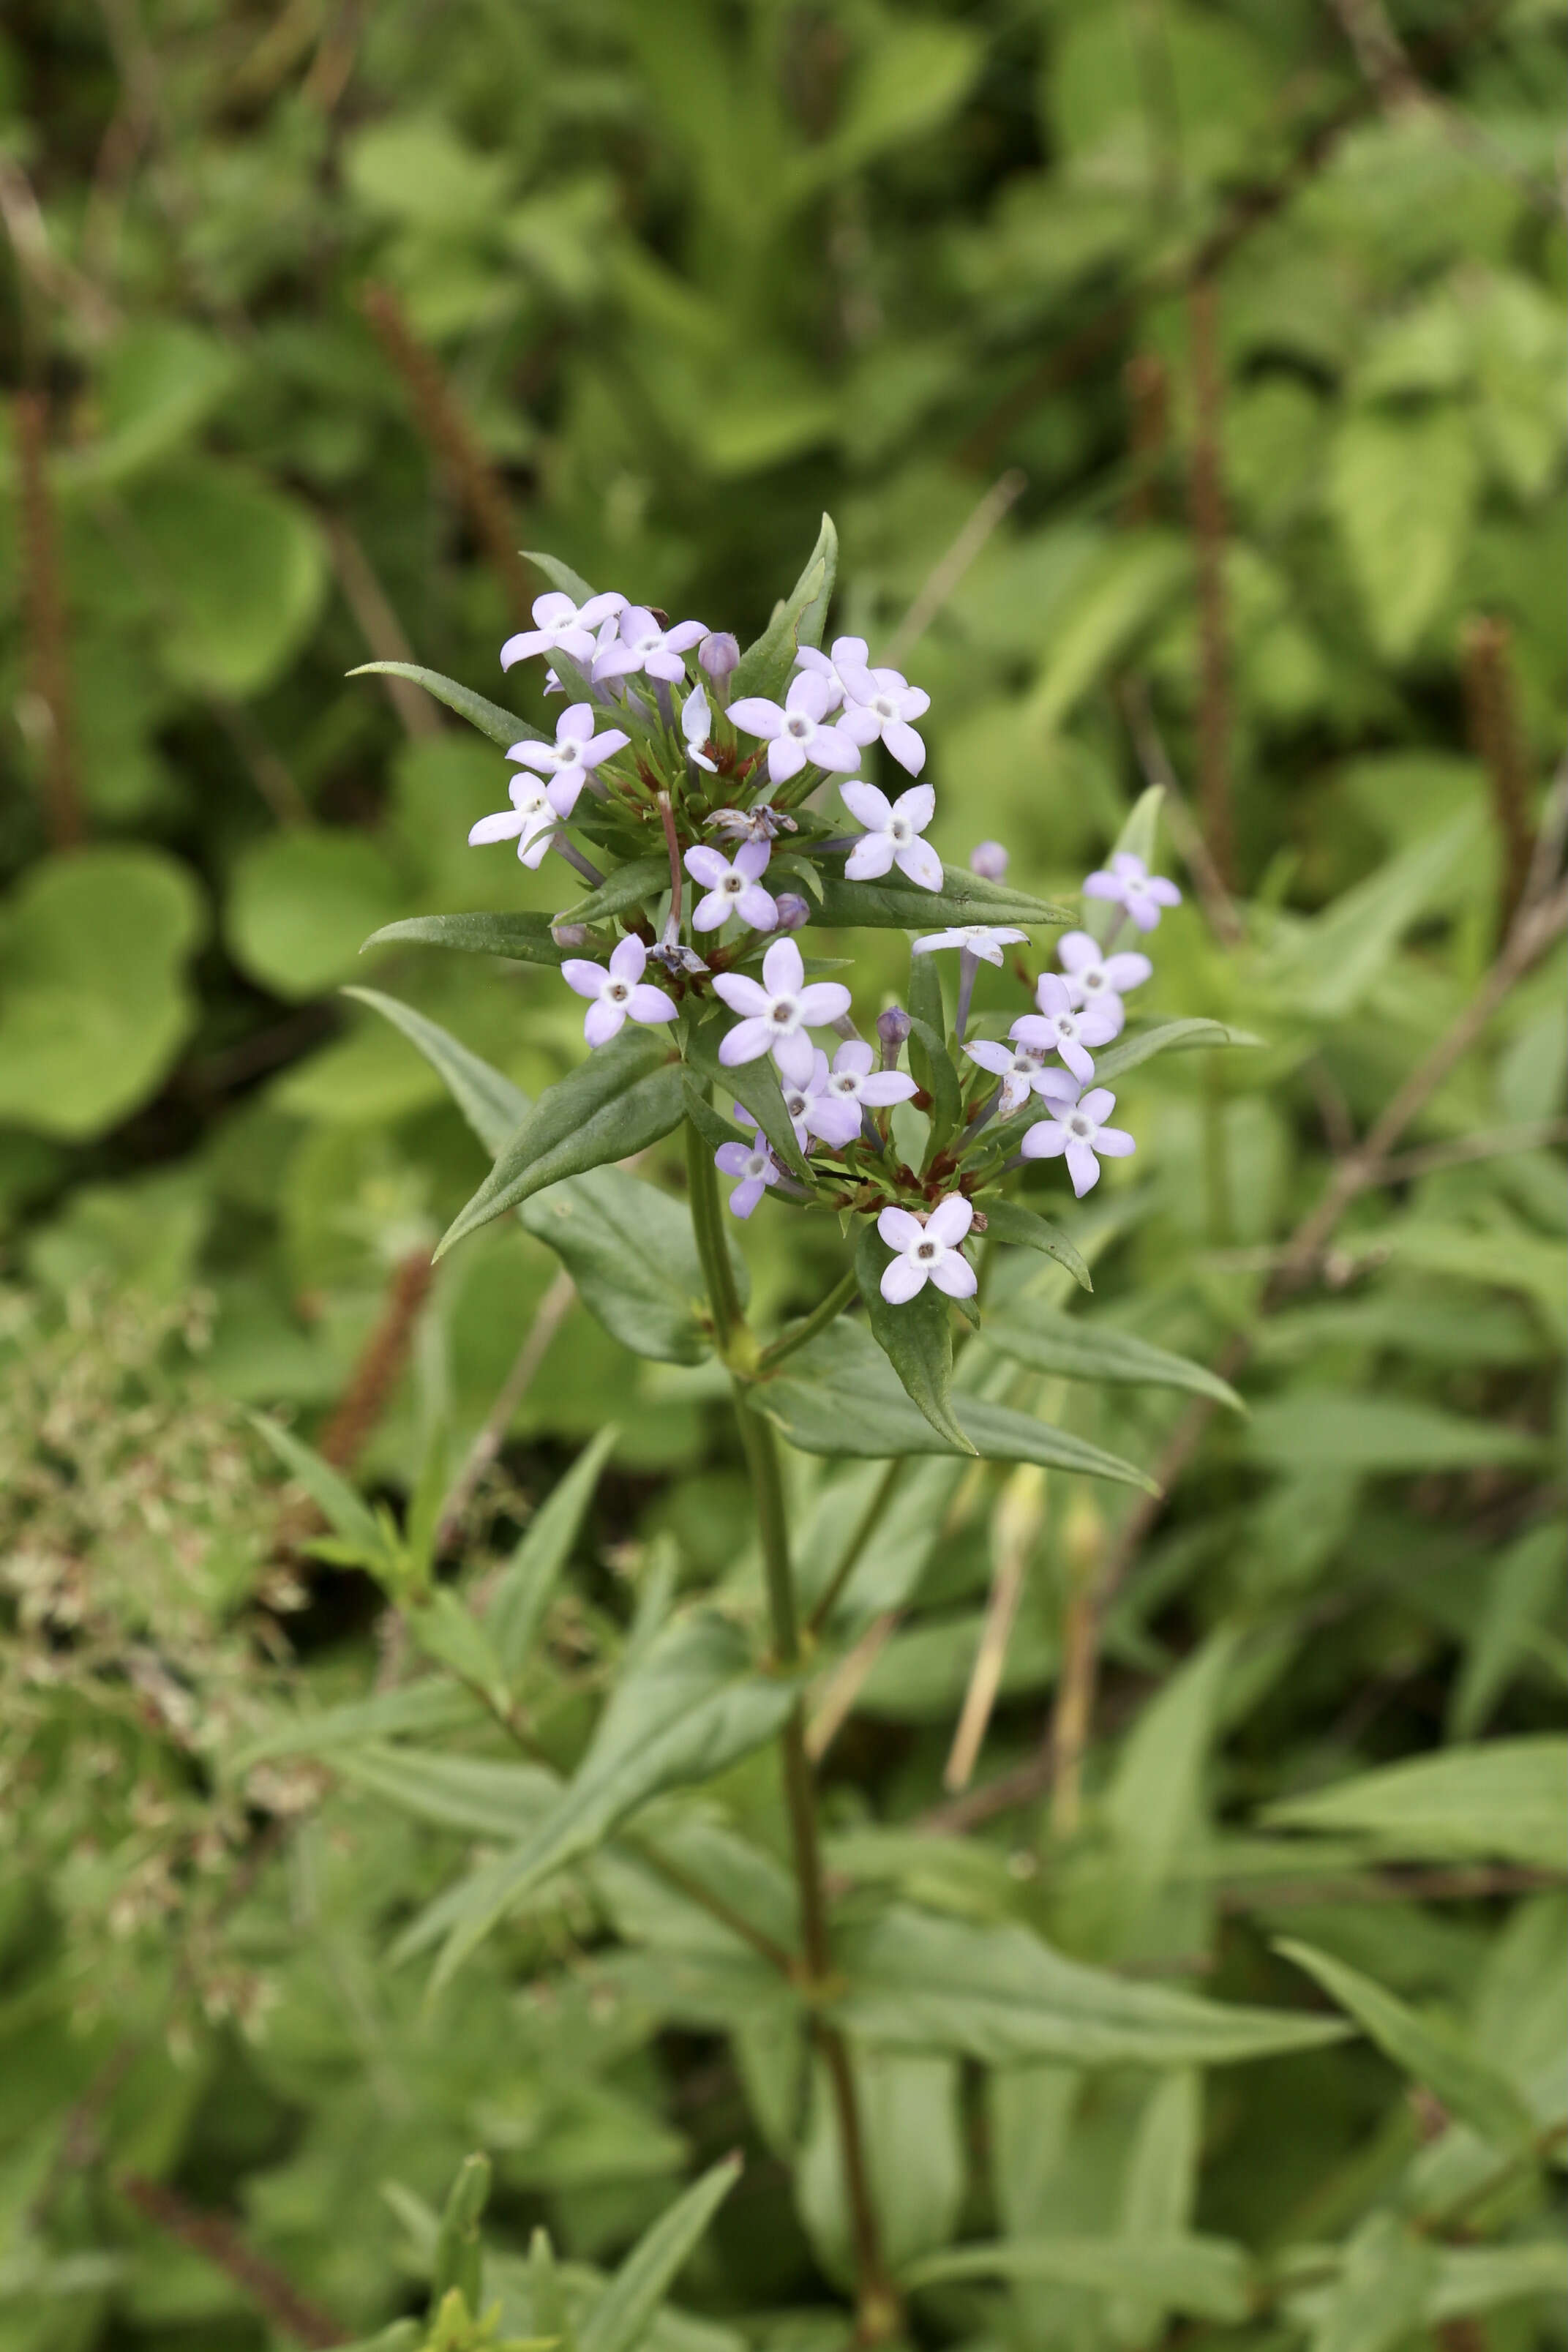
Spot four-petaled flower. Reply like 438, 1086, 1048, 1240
912, 924, 1027, 965
593, 606, 708, 684
1054, 929, 1152, 1035
778, 1057, 828, 1150
963, 1038, 1079, 1119
685, 841, 778, 934
803, 1040, 918, 1149
501, 589, 626, 671
468, 771, 558, 868
508, 703, 630, 817
715, 1130, 781, 1220
1021, 1087, 1136, 1196
839, 662, 931, 775
712, 937, 852, 1085
1010, 974, 1117, 1084
1082, 852, 1182, 933
841, 782, 942, 892
794, 635, 871, 709
560, 936, 678, 1047
728, 674, 862, 783
877, 1196, 978, 1303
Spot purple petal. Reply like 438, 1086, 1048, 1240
804, 1098, 861, 1150
1147, 877, 1182, 906
627, 985, 677, 1024
584, 729, 630, 763
1111, 853, 1147, 880
845, 835, 896, 880
1021, 1119, 1068, 1159
645, 648, 688, 681
735, 885, 778, 931
545, 774, 584, 818
833, 1039, 874, 1078
1079, 1089, 1115, 1122
929, 1251, 977, 1299
560, 959, 607, 999
728, 1176, 765, 1219
841, 780, 893, 830
500, 629, 547, 669
1057, 931, 1098, 972
1081, 872, 1120, 900
692, 888, 730, 933
728, 697, 785, 739
900, 686, 931, 720
1059, 1036, 1095, 1083
858, 1071, 918, 1106
609, 936, 647, 984
878, 1206, 924, 1251
964, 1041, 1013, 1076
809, 726, 862, 773
926, 1195, 973, 1248
836, 702, 883, 746
468, 809, 526, 844
772, 1030, 816, 1086
883, 720, 926, 775
795, 981, 851, 1025
715, 1142, 752, 1177
786, 672, 833, 720
879, 1254, 928, 1303
1065, 1141, 1100, 1196
1035, 974, 1072, 1019
893, 784, 934, 832
509, 743, 553, 774
719, 1017, 774, 1066
1126, 899, 1160, 932
767, 738, 807, 783
558, 703, 595, 744
1010, 1015, 1055, 1053
893, 837, 943, 891
1104, 951, 1152, 989
578, 591, 627, 627
664, 620, 706, 651
713, 974, 770, 1017
1079, 1005, 1121, 1048
1095, 1127, 1136, 1157
762, 938, 805, 995
583, 999, 626, 1047
685, 846, 729, 888
533, 592, 577, 626
734, 839, 772, 881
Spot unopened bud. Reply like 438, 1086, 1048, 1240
773, 892, 810, 932
698, 631, 739, 681
876, 1005, 912, 1068
969, 839, 1009, 880
550, 921, 590, 951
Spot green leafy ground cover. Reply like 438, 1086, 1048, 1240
0, 2, 1564, 2347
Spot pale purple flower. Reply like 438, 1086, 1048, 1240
712, 937, 852, 1085
963, 1038, 1080, 1120
1010, 975, 1119, 1085
468, 771, 558, 869
508, 702, 630, 817
795, 635, 870, 712
1082, 852, 1182, 933
560, 936, 678, 1047
877, 1196, 978, 1304
841, 782, 942, 892
912, 924, 1027, 966
838, 662, 931, 776
804, 1040, 918, 1149
699, 632, 740, 681
593, 606, 708, 685
681, 681, 717, 773
1021, 1086, 1135, 1196
969, 841, 1009, 880
779, 1053, 828, 1150
501, 589, 626, 671
728, 674, 862, 784
686, 840, 778, 935
1055, 930, 1152, 1036
715, 1133, 781, 1220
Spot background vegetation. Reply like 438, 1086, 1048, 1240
1, 1, 1564, 2347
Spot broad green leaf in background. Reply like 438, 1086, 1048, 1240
228, 831, 408, 1000
438, 1030, 686, 1255
126, 457, 326, 694
350, 660, 546, 746
1264, 1739, 1568, 1873
1428, 2241, 1568, 2325
787, 22, 983, 197
1027, 535, 1190, 735
836, 1907, 1347, 2067
855, 1224, 972, 1453
983, 1304, 1245, 1409
487, 1423, 620, 1675
757, 1323, 1157, 1488
1327, 406, 1480, 660
1262, 809, 1482, 1020
1104, 1630, 1239, 1895
1113, 2071, 1204, 2345
54, 321, 236, 492
1275, 1939, 1537, 2149
1308, 2211, 1436, 2352
577, 2155, 743, 2352
331, 1747, 560, 1841
1242, 1393, 1547, 1474
798, 2051, 965, 2280
361, 911, 566, 965
902, 2233, 1253, 2320
1090, 1019, 1262, 1085
399, 1611, 797, 1983
0, 847, 204, 1139
1451, 1519, 1567, 1739
230, 1680, 481, 1772
904, 1012, 963, 1152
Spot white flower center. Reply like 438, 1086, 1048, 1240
784, 1091, 807, 1116
871, 694, 896, 720
889, 818, 912, 844
1057, 1014, 1078, 1038
721, 873, 743, 894
1081, 967, 1106, 992
787, 715, 811, 738
606, 981, 629, 1003
832, 1075, 858, 1096
744, 1152, 768, 1178
769, 996, 800, 1029
915, 1240, 937, 1261
1069, 1116, 1091, 1138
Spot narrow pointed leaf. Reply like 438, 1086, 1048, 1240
855, 1224, 973, 1453
984, 1305, 1246, 1410
813, 858, 1071, 932
730, 513, 838, 703
1092, 1019, 1262, 1085
902, 2233, 1253, 2320
520, 548, 598, 604
977, 1197, 1092, 1289
1264, 1738, 1568, 1872
488, 1424, 620, 1676
1084, 784, 1165, 949
249, 1414, 391, 1565
229, 1682, 481, 1772
361, 911, 567, 966
345, 987, 525, 1155
558, 855, 672, 926
348, 661, 544, 745
685, 1014, 811, 1180
333, 1747, 560, 1840
904, 1013, 962, 1152
578, 2155, 743, 2352
438, 1031, 686, 1256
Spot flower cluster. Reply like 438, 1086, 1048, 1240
468, 574, 1185, 1310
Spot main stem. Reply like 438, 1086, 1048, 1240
684, 1119, 894, 2336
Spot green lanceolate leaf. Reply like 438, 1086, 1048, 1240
1428, 2242, 1568, 2326
1083, 783, 1165, 950
346, 987, 526, 1155
812, 858, 1071, 933
577, 2154, 743, 2352
729, 512, 838, 703
333, 1747, 560, 1840
405, 1587, 513, 1712
902, 2233, 1254, 2321
348, 661, 544, 745
487, 1423, 620, 1677
756, 1323, 1156, 1488
432, 2152, 491, 2314
906, 935, 946, 1044
521, 548, 598, 604
904, 1014, 962, 1153
438, 1030, 686, 1256
248, 1414, 393, 1566
399, 1611, 796, 1986
854, 1224, 973, 1454
1263, 1737, 1568, 1873
1310, 2212, 1436, 2352
1275, 1938, 1537, 2149
678, 1065, 749, 1152
975, 1197, 1092, 1289
558, 855, 672, 926
228, 1682, 481, 1773
835, 1906, 1348, 2067
361, 911, 568, 966
1092, 1019, 1262, 1085
983, 1304, 1246, 1410
684, 1014, 811, 1180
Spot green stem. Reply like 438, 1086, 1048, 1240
757, 1267, 858, 1371
806, 1458, 901, 1638
686, 1115, 746, 1357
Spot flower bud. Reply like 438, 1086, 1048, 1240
550, 921, 590, 951
877, 1005, 912, 1051
773, 893, 810, 932
698, 631, 739, 681
969, 839, 1009, 880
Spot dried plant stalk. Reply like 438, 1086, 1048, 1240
1462, 614, 1535, 937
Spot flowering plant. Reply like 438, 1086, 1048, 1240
345, 520, 1267, 2332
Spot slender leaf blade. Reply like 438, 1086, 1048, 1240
361, 911, 567, 966
854, 1224, 974, 1453
577, 2156, 743, 2352
348, 661, 544, 745
983, 1304, 1246, 1411
977, 1197, 1092, 1290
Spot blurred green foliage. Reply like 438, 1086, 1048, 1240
0, 0, 1564, 2345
